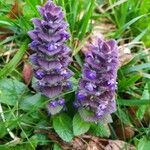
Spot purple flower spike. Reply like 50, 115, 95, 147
75, 38, 119, 122
28, 0, 73, 114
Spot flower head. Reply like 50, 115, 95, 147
28, 0, 73, 114
74, 38, 119, 122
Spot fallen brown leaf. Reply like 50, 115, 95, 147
8, 1, 23, 19
104, 139, 135, 150
0, 27, 12, 40
128, 107, 143, 127
115, 125, 135, 140
118, 46, 133, 67
22, 62, 33, 85
34, 129, 136, 150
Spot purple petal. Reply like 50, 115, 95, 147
37, 59, 62, 70
42, 74, 64, 85
41, 85, 62, 98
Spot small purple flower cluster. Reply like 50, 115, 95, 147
47, 99, 65, 115
28, 0, 73, 114
74, 38, 119, 122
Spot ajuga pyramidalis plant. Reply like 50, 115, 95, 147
28, 0, 73, 114
74, 38, 119, 122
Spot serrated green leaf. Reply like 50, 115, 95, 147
0, 79, 28, 105
53, 113, 73, 142
73, 113, 91, 136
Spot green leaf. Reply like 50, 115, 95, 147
0, 40, 29, 78
106, 0, 128, 11
73, 113, 91, 136
132, 27, 149, 43
118, 73, 141, 90
89, 123, 110, 137
124, 63, 150, 73
53, 144, 62, 150
53, 113, 73, 142
0, 20, 11, 26
142, 73, 150, 79
78, 0, 94, 40
136, 83, 150, 120
0, 122, 7, 138
123, 14, 147, 31
20, 93, 44, 111
24, 0, 40, 17
116, 108, 131, 124
0, 144, 35, 150
137, 137, 150, 150
33, 133, 49, 145
0, 118, 19, 138
74, 54, 83, 67
0, 79, 27, 105
115, 14, 148, 37
117, 99, 150, 106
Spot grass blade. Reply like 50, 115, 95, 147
115, 14, 149, 37
117, 99, 150, 106
78, 0, 94, 40
123, 63, 150, 73
118, 73, 142, 90
0, 40, 29, 78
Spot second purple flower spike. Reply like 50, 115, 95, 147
28, 0, 73, 114
74, 38, 119, 122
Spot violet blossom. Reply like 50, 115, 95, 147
28, 0, 73, 114
74, 38, 119, 122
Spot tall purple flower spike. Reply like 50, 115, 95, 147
28, 0, 73, 114
74, 38, 119, 122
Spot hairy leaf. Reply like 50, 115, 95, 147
53, 113, 73, 142
73, 113, 91, 136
